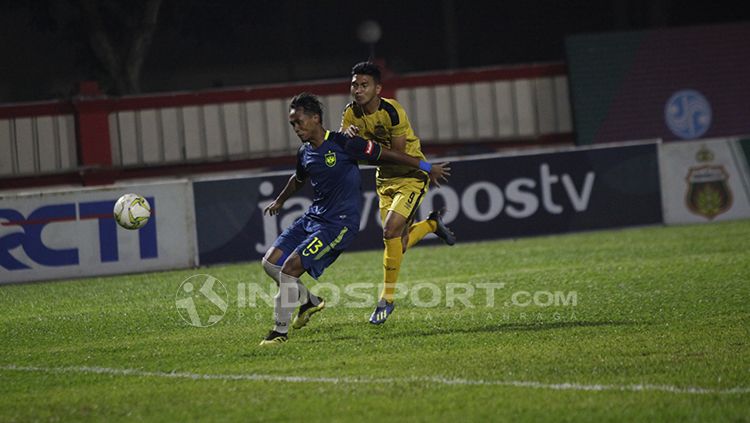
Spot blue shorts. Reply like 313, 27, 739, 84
272, 216, 358, 279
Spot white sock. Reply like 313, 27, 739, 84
262, 258, 281, 285
273, 272, 302, 334
263, 258, 312, 303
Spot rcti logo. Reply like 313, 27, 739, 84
0, 198, 157, 270
664, 89, 712, 140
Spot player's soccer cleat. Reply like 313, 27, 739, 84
292, 297, 326, 329
259, 330, 288, 346
428, 209, 456, 246
369, 298, 395, 324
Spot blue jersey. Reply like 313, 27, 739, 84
294, 131, 381, 228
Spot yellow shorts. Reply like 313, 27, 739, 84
377, 177, 429, 224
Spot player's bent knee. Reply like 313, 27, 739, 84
383, 227, 400, 239
383, 223, 406, 239
383, 212, 408, 239
264, 248, 283, 265
281, 253, 305, 278
261, 258, 280, 279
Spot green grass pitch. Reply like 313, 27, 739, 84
1, 220, 749, 422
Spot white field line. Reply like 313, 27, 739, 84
1, 364, 748, 395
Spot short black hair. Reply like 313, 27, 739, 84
351, 61, 381, 84
289, 92, 323, 122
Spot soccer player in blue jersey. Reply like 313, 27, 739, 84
259, 93, 449, 346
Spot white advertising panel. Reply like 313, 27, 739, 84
0, 180, 197, 284
659, 137, 750, 224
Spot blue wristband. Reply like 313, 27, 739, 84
419, 160, 432, 173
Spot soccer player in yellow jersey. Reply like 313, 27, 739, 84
340, 62, 456, 324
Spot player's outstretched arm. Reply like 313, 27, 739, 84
264, 174, 305, 216
380, 149, 451, 187
343, 136, 451, 186
425, 162, 451, 187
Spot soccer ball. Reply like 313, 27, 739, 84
113, 193, 151, 230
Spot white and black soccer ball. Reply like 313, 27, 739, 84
113, 193, 151, 230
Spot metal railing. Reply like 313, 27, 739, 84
0, 63, 571, 177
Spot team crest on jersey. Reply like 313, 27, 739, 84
374, 124, 389, 141
685, 146, 732, 220
325, 150, 336, 167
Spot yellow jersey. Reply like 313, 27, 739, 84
341, 97, 427, 184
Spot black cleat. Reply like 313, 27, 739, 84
292, 297, 326, 329
427, 209, 456, 246
259, 330, 288, 346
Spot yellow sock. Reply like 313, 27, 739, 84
381, 237, 404, 302
406, 220, 437, 250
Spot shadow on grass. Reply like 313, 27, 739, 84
408, 319, 641, 338
238, 320, 646, 354
291, 319, 645, 344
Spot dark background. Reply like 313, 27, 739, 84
1, 0, 748, 103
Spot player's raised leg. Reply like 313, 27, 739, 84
405, 208, 456, 249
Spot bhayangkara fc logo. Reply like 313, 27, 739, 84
685, 165, 732, 220
175, 274, 229, 327
664, 89, 712, 140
